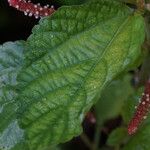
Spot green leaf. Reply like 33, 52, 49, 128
95, 75, 133, 124
17, 0, 145, 149
0, 42, 26, 150
107, 127, 127, 147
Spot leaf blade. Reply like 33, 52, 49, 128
17, 1, 145, 149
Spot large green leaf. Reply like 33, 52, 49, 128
16, 0, 145, 149
0, 42, 26, 150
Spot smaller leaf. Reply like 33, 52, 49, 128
121, 87, 144, 124
107, 127, 127, 147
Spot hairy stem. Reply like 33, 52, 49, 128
92, 124, 102, 150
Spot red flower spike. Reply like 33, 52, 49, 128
128, 79, 150, 135
8, 0, 55, 19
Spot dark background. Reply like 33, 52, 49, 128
0, 0, 59, 44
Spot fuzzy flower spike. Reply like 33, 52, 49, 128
128, 79, 150, 135
8, 0, 55, 18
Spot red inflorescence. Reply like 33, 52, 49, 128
8, 0, 55, 18
128, 79, 150, 135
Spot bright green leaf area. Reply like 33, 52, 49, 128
95, 75, 133, 124
0, 42, 26, 150
15, 0, 145, 149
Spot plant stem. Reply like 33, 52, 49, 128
92, 124, 102, 150
80, 133, 93, 150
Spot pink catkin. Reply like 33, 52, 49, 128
128, 79, 150, 135
8, 0, 55, 18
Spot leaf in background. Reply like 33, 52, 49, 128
121, 87, 144, 124
122, 86, 150, 150
95, 75, 133, 124
0, 42, 26, 150
16, 0, 145, 149
107, 127, 127, 147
